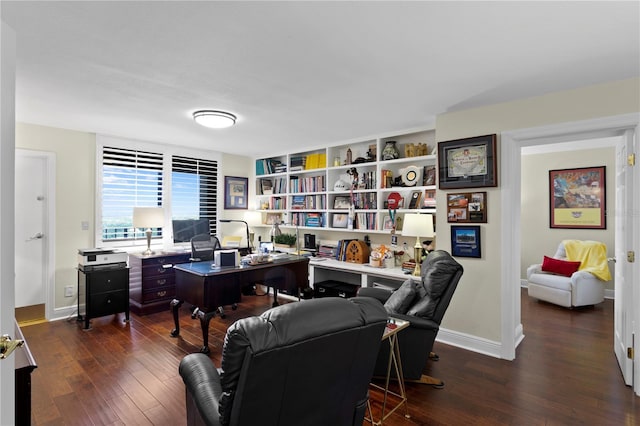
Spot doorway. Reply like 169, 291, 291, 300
501, 113, 640, 395
14, 149, 55, 324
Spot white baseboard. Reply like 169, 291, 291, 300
435, 327, 503, 359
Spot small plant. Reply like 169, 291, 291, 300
274, 233, 297, 246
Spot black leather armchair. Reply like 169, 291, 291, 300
179, 297, 388, 426
358, 250, 463, 388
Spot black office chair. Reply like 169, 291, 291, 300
190, 233, 221, 261
189, 234, 237, 318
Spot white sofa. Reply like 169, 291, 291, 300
527, 241, 607, 308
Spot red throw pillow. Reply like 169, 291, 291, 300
541, 256, 581, 277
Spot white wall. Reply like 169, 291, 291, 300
435, 77, 639, 344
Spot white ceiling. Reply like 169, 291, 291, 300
2, 1, 639, 158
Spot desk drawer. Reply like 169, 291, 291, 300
142, 274, 176, 290
142, 253, 191, 267
142, 263, 175, 279
314, 280, 359, 299
89, 269, 129, 294
141, 285, 175, 303
89, 290, 128, 318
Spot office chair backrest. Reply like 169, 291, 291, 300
190, 233, 221, 261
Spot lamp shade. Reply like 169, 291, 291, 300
402, 213, 434, 238
133, 207, 164, 229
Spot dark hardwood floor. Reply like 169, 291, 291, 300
21, 288, 638, 425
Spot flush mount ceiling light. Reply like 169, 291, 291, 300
193, 110, 237, 129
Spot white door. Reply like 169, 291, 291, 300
15, 151, 47, 309
614, 129, 635, 386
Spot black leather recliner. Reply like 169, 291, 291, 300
358, 250, 463, 388
179, 297, 388, 426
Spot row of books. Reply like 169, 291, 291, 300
290, 212, 324, 227
291, 195, 326, 210
355, 212, 377, 230
256, 158, 287, 175
266, 196, 286, 210
351, 193, 377, 210
290, 156, 306, 171
289, 175, 326, 193
258, 177, 287, 195
334, 239, 356, 261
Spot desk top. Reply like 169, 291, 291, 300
174, 255, 309, 277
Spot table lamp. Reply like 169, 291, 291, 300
133, 207, 164, 255
220, 219, 252, 254
402, 213, 434, 276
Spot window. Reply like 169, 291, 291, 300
97, 136, 221, 247
101, 147, 164, 242
171, 155, 218, 236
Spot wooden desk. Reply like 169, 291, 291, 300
170, 256, 309, 353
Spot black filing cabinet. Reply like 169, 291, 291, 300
78, 265, 130, 329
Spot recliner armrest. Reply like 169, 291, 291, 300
357, 287, 393, 304
179, 353, 223, 426
389, 313, 440, 331
526, 263, 543, 279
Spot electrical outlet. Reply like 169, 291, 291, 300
64, 285, 74, 297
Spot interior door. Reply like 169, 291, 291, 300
614, 129, 635, 386
15, 151, 46, 314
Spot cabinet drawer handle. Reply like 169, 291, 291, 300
156, 291, 167, 297
156, 279, 167, 286
156, 267, 167, 274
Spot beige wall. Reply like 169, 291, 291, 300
16, 123, 95, 309
15, 123, 252, 311
435, 77, 640, 343
521, 147, 615, 294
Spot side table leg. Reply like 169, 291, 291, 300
170, 299, 183, 337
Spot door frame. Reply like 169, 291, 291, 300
501, 113, 640, 394
15, 149, 56, 320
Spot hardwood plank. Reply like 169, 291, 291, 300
21, 290, 639, 425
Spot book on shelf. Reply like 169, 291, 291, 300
259, 178, 273, 195
292, 195, 306, 209
305, 212, 322, 227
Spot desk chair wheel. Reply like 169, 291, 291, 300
191, 307, 201, 320
217, 306, 226, 319
232, 303, 238, 310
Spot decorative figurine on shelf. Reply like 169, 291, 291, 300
346, 148, 352, 165
382, 140, 400, 160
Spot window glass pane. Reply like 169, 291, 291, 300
101, 147, 163, 241
172, 155, 218, 238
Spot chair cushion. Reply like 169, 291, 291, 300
383, 279, 417, 314
541, 255, 581, 277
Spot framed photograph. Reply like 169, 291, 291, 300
423, 165, 436, 186
447, 192, 487, 223
438, 134, 497, 189
224, 176, 248, 209
333, 195, 351, 210
451, 225, 482, 258
382, 214, 394, 230
549, 166, 606, 229
332, 213, 348, 228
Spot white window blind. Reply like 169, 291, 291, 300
101, 146, 164, 241
171, 155, 218, 235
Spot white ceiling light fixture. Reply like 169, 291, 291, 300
193, 110, 237, 129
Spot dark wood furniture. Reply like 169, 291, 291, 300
15, 320, 36, 426
77, 265, 129, 330
128, 251, 191, 315
171, 256, 309, 353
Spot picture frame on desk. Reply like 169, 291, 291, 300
225, 176, 248, 209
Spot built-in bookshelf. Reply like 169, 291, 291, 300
254, 126, 437, 235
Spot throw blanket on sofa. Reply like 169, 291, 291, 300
563, 240, 612, 281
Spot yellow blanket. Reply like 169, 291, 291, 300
563, 240, 611, 281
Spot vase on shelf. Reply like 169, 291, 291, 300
382, 141, 400, 160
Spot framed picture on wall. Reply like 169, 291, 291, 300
549, 166, 606, 229
438, 134, 497, 189
450, 225, 481, 258
224, 176, 248, 209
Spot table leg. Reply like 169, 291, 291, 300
193, 309, 215, 354
170, 299, 183, 337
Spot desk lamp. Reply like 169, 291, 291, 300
133, 207, 164, 255
220, 219, 252, 254
402, 213, 434, 276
